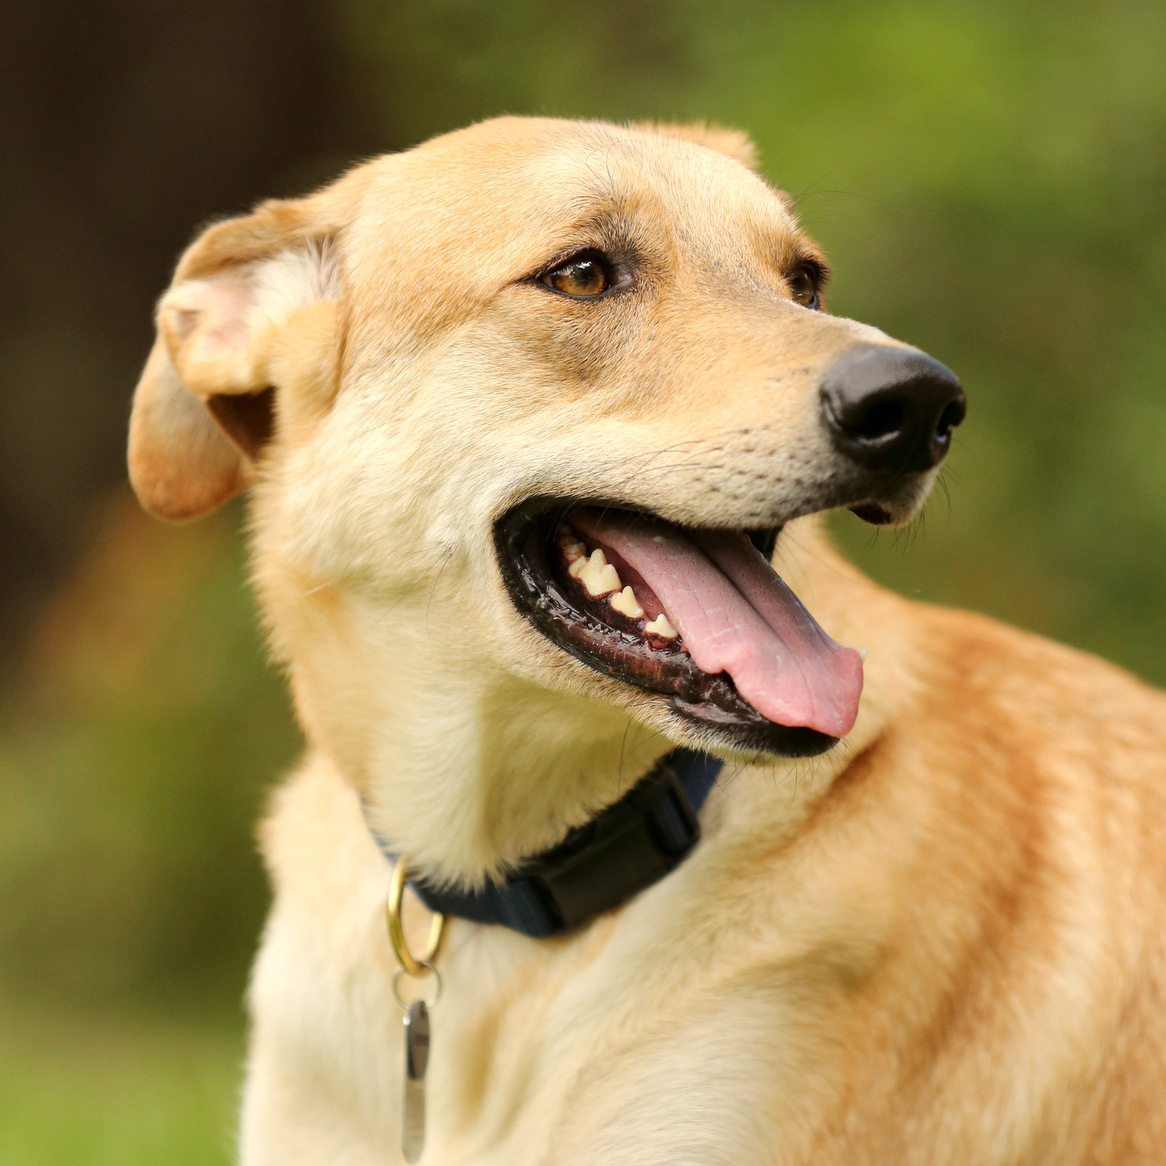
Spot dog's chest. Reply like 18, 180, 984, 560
286, 911, 807, 1165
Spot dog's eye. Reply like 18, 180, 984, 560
788, 265, 821, 310
542, 253, 610, 299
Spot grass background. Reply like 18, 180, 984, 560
3, 1, 1165, 1160
0, 1006, 242, 1166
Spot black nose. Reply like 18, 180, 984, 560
820, 346, 965, 474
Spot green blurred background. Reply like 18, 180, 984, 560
2, 2, 1164, 1160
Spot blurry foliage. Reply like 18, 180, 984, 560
0, 500, 298, 1006
0, 1004, 241, 1165
0, 0, 381, 656
2, 0, 1165, 1032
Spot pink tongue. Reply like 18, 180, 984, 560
571, 510, 864, 738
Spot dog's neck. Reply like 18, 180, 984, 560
355, 679, 679, 887
363, 747, 725, 935
263, 517, 910, 891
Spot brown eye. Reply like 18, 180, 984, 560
543, 255, 609, 298
788, 265, 821, 310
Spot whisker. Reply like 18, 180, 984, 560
425, 548, 456, 641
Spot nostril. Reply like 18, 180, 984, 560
851, 396, 906, 442
936, 398, 966, 442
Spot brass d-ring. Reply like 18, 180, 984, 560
387, 857, 446, 976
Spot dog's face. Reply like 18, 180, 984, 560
128, 118, 963, 878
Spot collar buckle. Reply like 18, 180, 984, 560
518, 760, 701, 933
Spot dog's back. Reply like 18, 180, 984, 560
775, 597, 1166, 1162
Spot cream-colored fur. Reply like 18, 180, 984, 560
128, 118, 1166, 1164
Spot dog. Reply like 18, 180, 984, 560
127, 118, 1166, 1164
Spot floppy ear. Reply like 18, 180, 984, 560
128, 199, 342, 520
645, 121, 760, 172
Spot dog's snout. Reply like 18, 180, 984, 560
820, 346, 965, 475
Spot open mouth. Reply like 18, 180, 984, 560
494, 500, 864, 757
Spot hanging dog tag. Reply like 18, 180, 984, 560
402, 999, 430, 1163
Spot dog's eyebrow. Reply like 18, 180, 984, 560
524, 201, 655, 278
757, 230, 831, 284
794, 250, 830, 285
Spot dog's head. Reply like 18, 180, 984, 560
128, 118, 962, 879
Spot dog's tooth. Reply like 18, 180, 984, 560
859, 648, 867, 662
568, 555, 588, 578
579, 547, 605, 577
560, 538, 586, 563
594, 566, 622, 595
609, 585, 644, 620
580, 549, 621, 597
643, 613, 679, 639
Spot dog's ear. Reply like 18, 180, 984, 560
128, 198, 342, 520
645, 121, 760, 172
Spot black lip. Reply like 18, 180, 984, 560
493, 497, 838, 758
849, 503, 895, 526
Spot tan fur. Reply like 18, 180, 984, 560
127, 117, 1166, 1164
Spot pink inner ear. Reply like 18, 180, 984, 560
200, 279, 255, 356
161, 274, 258, 387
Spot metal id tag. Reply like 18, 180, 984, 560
402, 999, 430, 1163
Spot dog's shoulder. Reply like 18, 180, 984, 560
913, 602, 1166, 764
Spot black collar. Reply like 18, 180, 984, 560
366, 749, 723, 939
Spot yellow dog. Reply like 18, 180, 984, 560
128, 118, 1166, 1164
